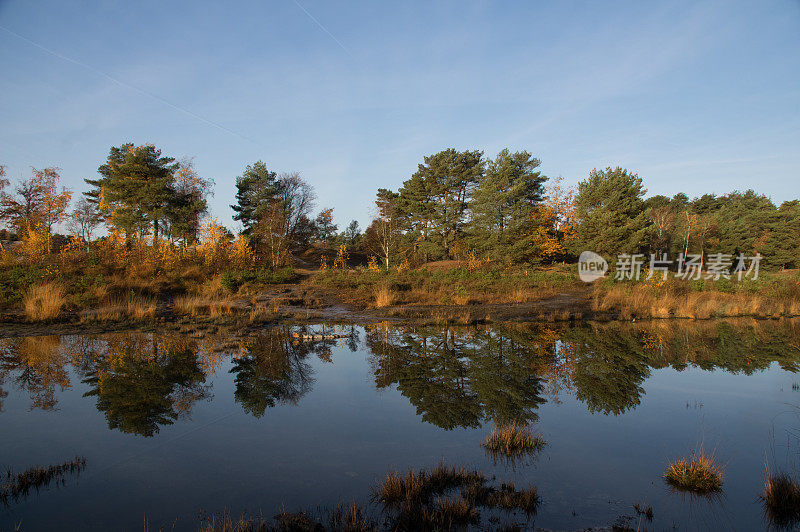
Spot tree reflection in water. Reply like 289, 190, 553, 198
366, 324, 550, 430
0, 320, 799, 437
82, 334, 212, 437
365, 319, 800, 427
230, 329, 315, 418
0, 335, 71, 411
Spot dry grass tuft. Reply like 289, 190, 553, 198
373, 462, 539, 528
173, 293, 240, 317
23, 283, 66, 321
509, 288, 535, 303
483, 422, 546, 461
762, 470, 800, 529
0, 456, 86, 505
664, 450, 723, 493
633, 502, 654, 521
374, 286, 396, 308
375, 463, 485, 507
82, 294, 156, 321
248, 305, 277, 324
126, 294, 156, 319
594, 280, 800, 320
484, 481, 541, 515
435, 496, 478, 523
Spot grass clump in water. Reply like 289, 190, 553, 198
374, 462, 540, 529
200, 503, 377, 532
664, 451, 723, 494
483, 422, 546, 463
0, 456, 87, 505
762, 470, 800, 529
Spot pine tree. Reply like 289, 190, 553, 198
398, 148, 484, 260
231, 161, 278, 235
85, 143, 178, 244
469, 149, 547, 261
573, 167, 649, 257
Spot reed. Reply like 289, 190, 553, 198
0, 456, 86, 505
173, 294, 239, 317
82, 294, 156, 321
594, 281, 800, 319
373, 462, 540, 528
374, 463, 485, 506
126, 294, 156, 319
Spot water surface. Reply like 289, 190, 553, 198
2, 320, 800, 530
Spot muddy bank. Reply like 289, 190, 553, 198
0, 287, 598, 337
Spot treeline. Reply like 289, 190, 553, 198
366, 150, 800, 270
1, 143, 798, 272
0, 144, 351, 272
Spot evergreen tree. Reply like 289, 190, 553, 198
85, 143, 178, 244
469, 149, 547, 261
711, 190, 776, 259
396, 173, 436, 262
573, 167, 649, 256
754, 200, 800, 269
231, 161, 278, 235
398, 148, 484, 260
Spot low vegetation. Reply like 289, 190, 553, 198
22, 282, 66, 321
633, 502, 654, 521
196, 463, 539, 531
762, 470, 800, 529
593, 273, 800, 319
483, 422, 546, 463
198, 504, 377, 532
1, 456, 86, 505
373, 285, 395, 308
312, 263, 578, 309
664, 450, 723, 494
374, 462, 540, 529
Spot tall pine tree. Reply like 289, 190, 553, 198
573, 167, 649, 257
231, 161, 279, 236
469, 149, 547, 261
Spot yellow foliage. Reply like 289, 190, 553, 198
197, 218, 230, 269
333, 243, 348, 269
19, 225, 49, 263
58, 237, 87, 265
467, 250, 482, 271
230, 235, 253, 269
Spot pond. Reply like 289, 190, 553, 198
2, 320, 800, 530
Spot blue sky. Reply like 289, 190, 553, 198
1, 0, 798, 230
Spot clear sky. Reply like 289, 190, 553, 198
1, 0, 798, 231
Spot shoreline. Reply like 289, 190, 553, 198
3, 285, 799, 338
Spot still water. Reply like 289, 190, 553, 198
2, 320, 800, 530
